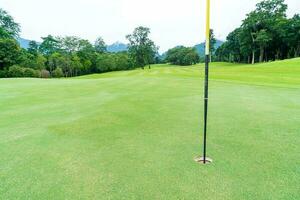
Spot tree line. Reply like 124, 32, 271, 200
215, 0, 300, 64
0, 8, 159, 78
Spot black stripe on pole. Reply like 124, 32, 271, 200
203, 54, 209, 164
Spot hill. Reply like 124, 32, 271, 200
193, 39, 223, 56
17, 38, 31, 49
107, 42, 128, 52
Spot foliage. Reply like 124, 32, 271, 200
95, 52, 132, 73
0, 9, 159, 78
28, 40, 39, 56
19, 50, 46, 70
8, 65, 24, 77
23, 67, 38, 77
40, 69, 50, 78
39, 35, 60, 56
165, 46, 200, 66
126, 26, 158, 69
52, 67, 64, 78
0, 8, 20, 38
216, 0, 299, 64
8, 65, 40, 78
209, 29, 217, 61
0, 38, 21, 69
94, 37, 107, 53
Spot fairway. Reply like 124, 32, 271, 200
1, 59, 300, 199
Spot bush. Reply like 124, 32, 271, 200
0, 69, 9, 78
35, 70, 41, 78
8, 65, 24, 77
40, 69, 50, 78
52, 67, 64, 78
165, 46, 200, 66
23, 68, 37, 77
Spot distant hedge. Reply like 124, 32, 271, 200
0, 65, 48, 78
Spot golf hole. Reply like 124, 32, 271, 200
194, 156, 213, 164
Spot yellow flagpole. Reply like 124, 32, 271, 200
195, 0, 212, 165
205, 0, 210, 56
202, 0, 211, 164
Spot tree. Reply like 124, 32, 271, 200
126, 26, 157, 69
20, 50, 46, 70
77, 39, 96, 73
0, 8, 20, 38
48, 52, 60, 73
71, 55, 83, 76
8, 65, 24, 77
241, 0, 287, 63
216, 0, 293, 64
166, 46, 200, 66
286, 15, 300, 57
209, 29, 217, 62
256, 29, 272, 62
59, 36, 81, 54
0, 38, 21, 69
94, 37, 107, 53
28, 41, 39, 56
52, 67, 64, 78
39, 35, 60, 56
0, 26, 11, 38
95, 53, 115, 72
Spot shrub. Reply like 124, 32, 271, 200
23, 68, 37, 77
52, 67, 64, 78
40, 69, 50, 78
8, 65, 24, 77
0, 69, 9, 78
35, 70, 41, 78
165, 46, 200, 66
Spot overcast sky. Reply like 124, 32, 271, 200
1, 0, 299, 52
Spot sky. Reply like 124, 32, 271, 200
0, 0, 299, 52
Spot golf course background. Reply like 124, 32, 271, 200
0, 58, 299, 199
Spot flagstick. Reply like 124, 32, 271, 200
194, 0, 212, 165
203, 0, 211, 164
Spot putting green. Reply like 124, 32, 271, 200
0, 58, 299, 199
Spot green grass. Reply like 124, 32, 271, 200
0, 58, 300, 199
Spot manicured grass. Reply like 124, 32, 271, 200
0, 58, 299, 199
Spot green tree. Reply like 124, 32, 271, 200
209, 29, 217, 62
59, 36, 81, 54
0, 26, 11, 38
286, 15, 300, 57
48, 52, 59, 73
0, 38, 21, 69
20, 50, 46, 70
0, 8, 20, 38
241, 0, 288, 63
126, 26, 157, 69
95, 53, 115, 72
71, 55, 83, 76
166, 46, 200, 66
256, 29, 272, 62
39, 35, 60, 56
52, 67, 64, 78
77, 39, 96, 73
94, 37, 107, 53
8, 65, 24, 77
28, 41, 39, 56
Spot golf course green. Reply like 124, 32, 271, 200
1, 58, 299, 199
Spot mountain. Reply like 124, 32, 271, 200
107, 42, 128, 53
193, 39, 224, 56
17, 38, 31, 49
18, 37, 223, 57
